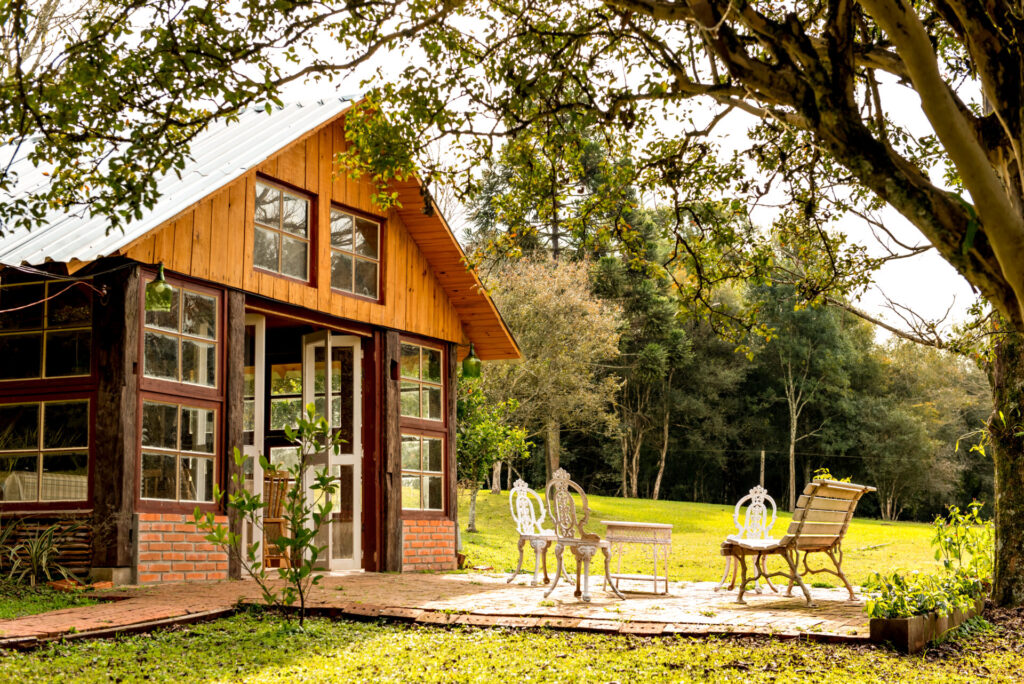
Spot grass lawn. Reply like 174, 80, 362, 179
0, 581, 97, 620
456, 489, 942, 585
2, 609, 1022, 682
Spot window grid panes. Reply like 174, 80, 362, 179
140, 400, 216, 503
399, 343, 443, 421
0, 399, 89, 503
329, 208, 380, 299
254, 181, 310, 280
0, 280, 92, 381
143, 281, 218, 388
400, 434, 444, 511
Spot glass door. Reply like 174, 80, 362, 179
302, 332, 362, 571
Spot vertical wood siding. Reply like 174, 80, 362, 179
121, 121, 465, 344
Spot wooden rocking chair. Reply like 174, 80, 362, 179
262, 471, 291, 569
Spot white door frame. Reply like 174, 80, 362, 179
242, 313, 266, 572
301, 332, 362, 571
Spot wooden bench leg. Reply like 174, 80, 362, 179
542, 540, 551, 584
827, 547, 856, 600
783, 550, 816, 607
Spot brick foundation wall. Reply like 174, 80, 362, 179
402, 518, 457, 571
136, 513, 229, 583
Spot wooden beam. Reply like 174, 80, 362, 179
381, 330, 403, 571
91, 264, 140, 571
224, 290, 246, 579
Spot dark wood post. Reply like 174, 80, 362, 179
447, 342, 458, 535
224, 290, 246, 578
380, 330, 403, 571
91, 264, 140, 582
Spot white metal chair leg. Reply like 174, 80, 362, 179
508, 537, 526, 584
531, 540, 544, 586
714, 556, 732, 591
544, 544, 565, 598
602, 547, 626, 599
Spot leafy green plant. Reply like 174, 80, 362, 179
2, 520, 83, 587
865, 503, 992, 619
811, 467, 851, 483
193, 404, 343, 628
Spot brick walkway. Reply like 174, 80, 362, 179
0, 572, 870, 648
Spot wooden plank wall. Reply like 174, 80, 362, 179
121, 121, 465, 345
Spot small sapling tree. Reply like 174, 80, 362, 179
457, 377, 531, 533
193, 404, 343, 628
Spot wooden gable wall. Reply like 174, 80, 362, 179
121, 120, 465, 344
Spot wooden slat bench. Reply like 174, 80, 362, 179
720, 479, 876, 606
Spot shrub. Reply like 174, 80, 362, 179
865, 502, 991, 619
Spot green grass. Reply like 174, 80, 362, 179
0, 581, 97, 620
457, 490, 942, 585
1, 611, 1021, 682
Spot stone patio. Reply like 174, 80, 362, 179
0, 571, 870, 649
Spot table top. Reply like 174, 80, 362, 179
600, 520, 673, 530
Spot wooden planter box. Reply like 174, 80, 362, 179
869, 598, 984, 653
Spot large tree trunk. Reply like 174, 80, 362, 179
629, 438, 643, 498
490, 460, 502, 494
545, 420, 560, 483
652, 409, 670, 500
467, 484, 479, 533
988, 332, 1024, 606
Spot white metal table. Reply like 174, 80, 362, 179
600, 520, 673, 594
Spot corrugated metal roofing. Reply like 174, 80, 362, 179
0, 97, 358, 266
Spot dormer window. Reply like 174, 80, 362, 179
330, 207, 380, 300
253, 180, 310, 281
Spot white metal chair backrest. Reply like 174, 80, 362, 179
546, 468, 590, 539
509, 479, 550, 536
733, 485, 777, 540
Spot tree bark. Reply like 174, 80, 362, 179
988, 332, 1024, 606
545, 420, 560, 483
467, 484, 479, 533
490, 460, 502, 494
652, 409, 670, 500
789, 419, 798, 513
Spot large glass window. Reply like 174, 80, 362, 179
0, 400, 89, 503
143, 280, 218, 388
254, 181, 310, 281
401, 434, 444, 511
0, 281, 92, 381
330, 208, 380, 299
399, 343, 443, 421
140, 400, 216, 502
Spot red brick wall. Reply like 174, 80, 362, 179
136, 513, 229, 583
402, 518, 456, 571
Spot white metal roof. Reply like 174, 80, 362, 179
0, 97, 358, 267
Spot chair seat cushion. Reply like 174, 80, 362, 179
723, 537, 781, 551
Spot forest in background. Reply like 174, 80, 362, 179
461, 138, 992, 523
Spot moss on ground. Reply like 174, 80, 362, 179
2, 608, 1022, 683
0, 582, 97, 620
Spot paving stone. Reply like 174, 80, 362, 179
619, 622, 668, 635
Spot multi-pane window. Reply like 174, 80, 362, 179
254, 181, 310, 280
0, 400, 89, 502
140, 400, 216, 502
401, 434, 443, 511
399, 343, 443, 421
269, 362, 303, 431
0, 281, 91, 381
330, 208, 380, 299
143, 281, 218, 388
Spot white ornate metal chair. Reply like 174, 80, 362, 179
507, 479, 557, 586
544, 469, 625, 603
715, 484, 778, 594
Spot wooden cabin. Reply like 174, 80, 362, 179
0, 98, 519, 584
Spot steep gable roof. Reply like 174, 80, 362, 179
0, 98, 519, 360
